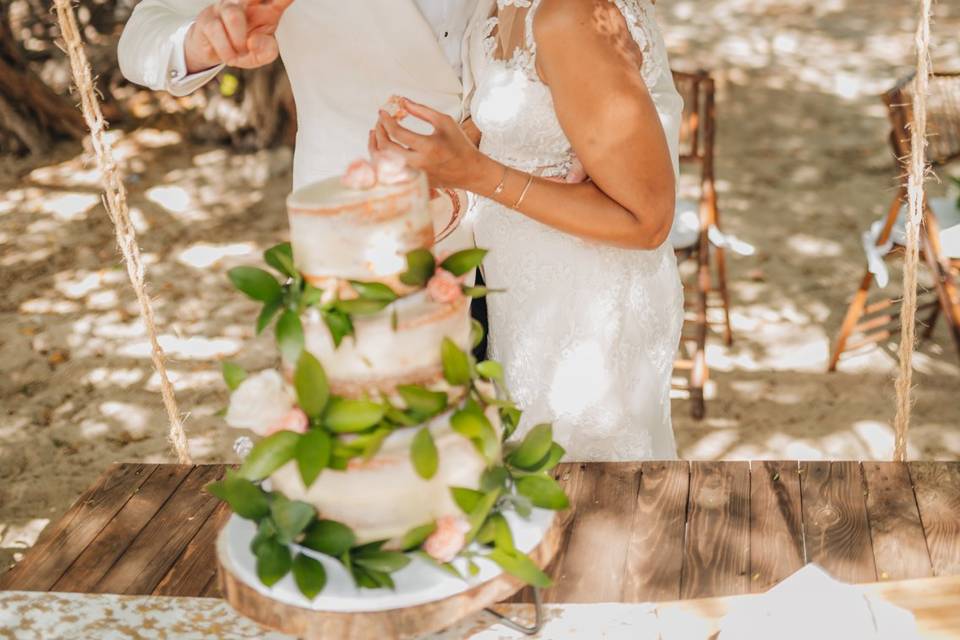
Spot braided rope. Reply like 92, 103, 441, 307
53, 0, 192, 464
893, 0, 933, 462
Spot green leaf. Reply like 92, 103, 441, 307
462, 286, 501, 298
239, 431, 301, 481
489, 513, 515, 551
508, 424, 553, 470
450, 409, 500, 463
499, 405, 522, 441
411, 427, 438, 480
353, 550, 411, 574
440, 248, 487, 277
470, 318, 485, 350
276, 310, 304, 364
324, 399, 386, 433
296, 429, 331, 487
229, 266, 282, 302
255, 537, 292, 587
301, 520, 356, 557
441, 338, 471, 386
480, 466, 509, 493
264, 242, 297, 278
302, 284, 325, 307
515, 474, 570, 510
399, 522, 437, 551
487, 548, 552, 588
397, 385, 448, 419
321, 308, 354, 348
475, 360, 504, 382
292, 553, 326, 599
358, 426, 391, 460
256, 298, 282, 334
450, 487, 484, 514
412, 550, 463, 579
384, 406, 419, 427
294, 351, 329, 419
206, 470, 269, 520
271, 497, 316, 544
349, 281, 398, 302
221, 362, 247, 391
250, 518, 278, 556
538, 443, 566, 472
399, 249, 436, 286
465, 489, 501, 543
335, 297, 392, 316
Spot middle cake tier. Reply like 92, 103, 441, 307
300, 291, 473, 397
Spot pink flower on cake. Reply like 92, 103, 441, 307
266, 407, 309, 436
426, 269, 464, 304
424, 515, 470, 563
341, 159, 377, 190
224, 370, 295, 436
374, 150, 412, 185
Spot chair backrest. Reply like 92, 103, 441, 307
884, 71, 960, 168
671, 69, 716, 182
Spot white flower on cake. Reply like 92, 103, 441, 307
225, 370, 296, 436
423, 515, 471, 564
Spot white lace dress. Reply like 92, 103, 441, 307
465, 0, 684, 461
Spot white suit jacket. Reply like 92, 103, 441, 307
118, 0, 489, 188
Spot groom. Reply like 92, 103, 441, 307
118, 0, 489, 356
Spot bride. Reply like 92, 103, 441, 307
374, 0, 684, 461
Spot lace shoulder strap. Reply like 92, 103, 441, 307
522, 0, 664, 88
607, 0, 664, 88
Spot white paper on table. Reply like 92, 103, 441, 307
717, 564, 920, 640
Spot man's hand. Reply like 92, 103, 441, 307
184, 0, 293, 73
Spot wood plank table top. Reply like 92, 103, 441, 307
2, 461, 959, 605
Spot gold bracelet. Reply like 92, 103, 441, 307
492, 164, 509, 197
513, 174, 535, 209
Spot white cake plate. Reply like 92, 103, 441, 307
216, 509, 562, 640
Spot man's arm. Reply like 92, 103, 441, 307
118, 0, 292, 98
118, 0, 219, 97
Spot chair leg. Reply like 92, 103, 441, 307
829, 269, 875, 372
920, 302, 940, 341
689, 242, 711, 420
714, 244, 733, 346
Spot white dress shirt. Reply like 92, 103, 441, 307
167, 0, 477, 95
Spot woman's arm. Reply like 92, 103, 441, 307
374, 0, 675, 250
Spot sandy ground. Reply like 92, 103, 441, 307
1, 0, 959, 574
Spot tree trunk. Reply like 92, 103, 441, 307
0, 9, 85, 155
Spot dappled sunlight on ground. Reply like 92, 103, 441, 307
659, 0, 960, 460
1, 0, 959, 573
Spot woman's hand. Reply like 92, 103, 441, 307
372, 99, 498, 193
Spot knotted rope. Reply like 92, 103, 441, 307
53, 0, 192, 464
893, 0, 933, 462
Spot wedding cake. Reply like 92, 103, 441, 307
210, 152, 568, 600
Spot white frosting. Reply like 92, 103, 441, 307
287, 172, 433, 282
270, 405, 501, 543
302, 292, 473, 394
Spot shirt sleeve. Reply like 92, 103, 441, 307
166, 21, 223, 97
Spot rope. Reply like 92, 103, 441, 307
53, 0, 192, 464
893, 0, 933, 462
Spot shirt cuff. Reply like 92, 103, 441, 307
166, 21, 223, 97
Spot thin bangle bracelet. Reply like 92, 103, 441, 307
513, 174, 535, 209
492, 164, 509, 197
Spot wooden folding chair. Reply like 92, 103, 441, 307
670, 69, 734, 419
829, 72, 960, 371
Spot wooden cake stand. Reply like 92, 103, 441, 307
216, 511, 564, 640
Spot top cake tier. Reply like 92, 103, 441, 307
287, 171, 433, 285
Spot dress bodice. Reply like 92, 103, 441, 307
467, 0, 682, 179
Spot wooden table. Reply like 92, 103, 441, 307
2, 461, 959, 605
